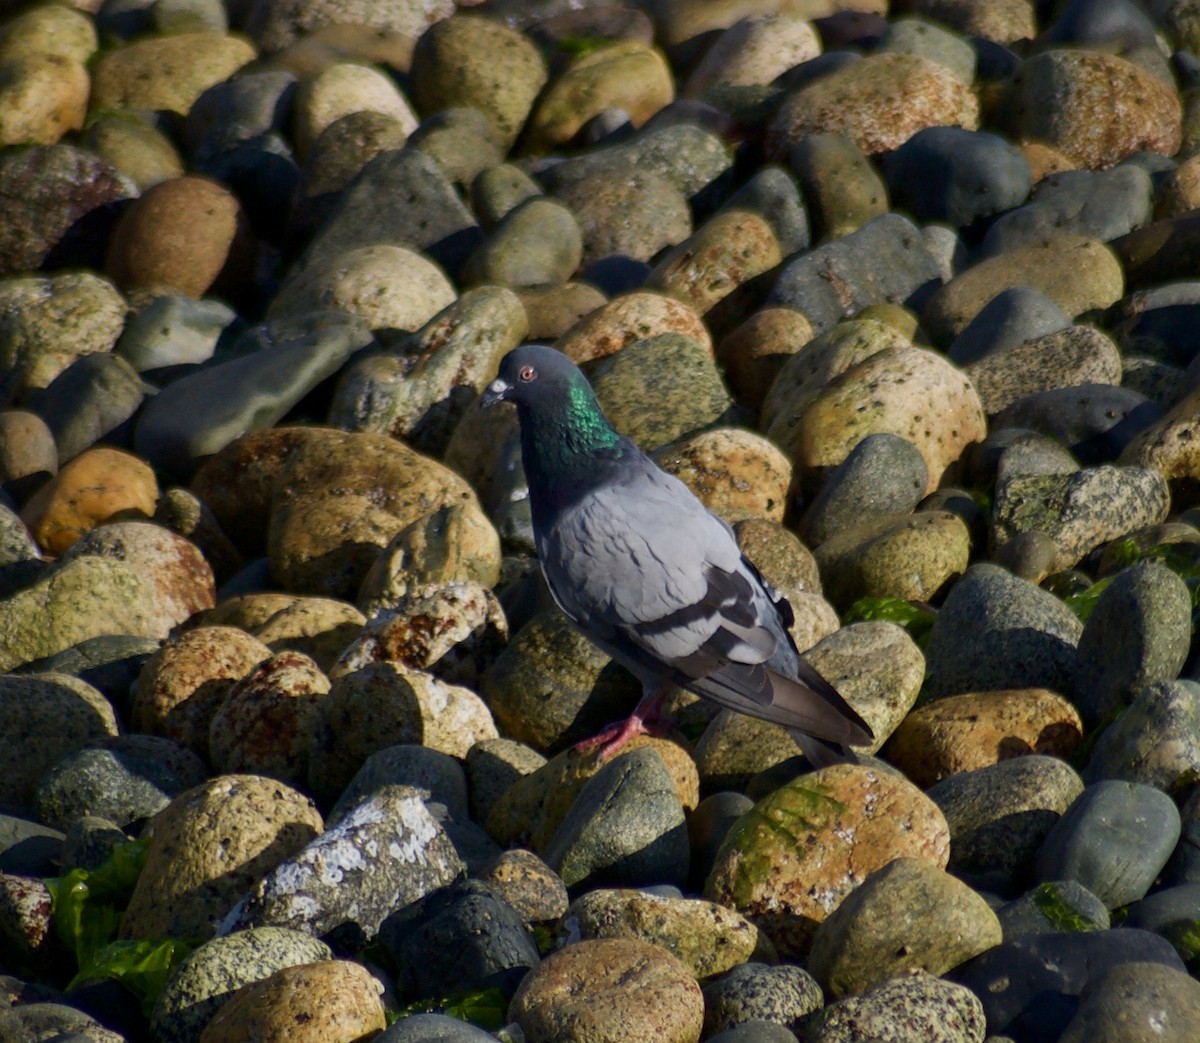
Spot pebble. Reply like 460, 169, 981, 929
0, 409, 55, 498
997, 880, 1109, 939
1085, 679, 1200, 792
33, 352, 145, 464
702, 962, 823, 1037
1059, 960, 1200, 1043
461, 196, 582, 288
290, 61, 417, 159
653, 428, 791, 524
787, 130, 889, 243
685, 13, 820, 95
947, 286, 1072, 367
806, 972, 986, 1043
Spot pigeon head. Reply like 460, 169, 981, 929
481, 344, 587, 410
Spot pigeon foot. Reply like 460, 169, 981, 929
574, 687, 670, 761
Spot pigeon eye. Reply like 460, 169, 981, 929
518, 365, 537, 382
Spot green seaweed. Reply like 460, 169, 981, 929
1031, 882, 1099, 933
843, 596, 937, 648
390, 987, 509, 1029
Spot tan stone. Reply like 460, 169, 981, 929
555, 292, 711, 366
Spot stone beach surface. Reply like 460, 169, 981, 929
9, 0, 1200, 1041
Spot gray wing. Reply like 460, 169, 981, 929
537, 456, 873, 755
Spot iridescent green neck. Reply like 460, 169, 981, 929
519, 376, 623, 503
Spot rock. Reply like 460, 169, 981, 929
244, 0, 451, 51
132, 626, 272, 755
787, 130, 889, 243
0, 814, 63, 877
328, 744, 468, 823
21, 447, 158, 555
768, 52, 979, 158
476, 847, 567, 924
0, 52, 88, 147
686, 13, 820, 94
998, 879, 1109, 939
461, 196, 582, 288
1059, 960, 1200, 1043
808, 858, 1001, 998
702, 962, 823, 1037
1036, 780, 1181, 908
509, 938, 703, 1043
407, 106, 504, 188
1085, 680, 1200, 793
121, 774, 322, 940
924, 564, 1082, 698
716, 308, 813, 412
555, 292, 710, 368
33, 353, 144, 463
544, 747, 690, 890
85, 111, 185, 191
947, 286, 1072, 367
805, 972, 985, 1043
152, 927, 333, 1043
525, 40, 673, 152
195, 960, 384, 1043
1000, 49, 1181, 168
999, 384, 1161, 465
1073, 562, 1193, 728
228, 784, 464, 942
0, 410, 55, 498
653, 428, 791, 524
291, 61, 417, 158
768, 213, 942, 334
929, 755, 1084, 891
705, 763, 950, 957
884, 689, 1083, 787
883, 126, 1030, 229
563, 887, 762, 979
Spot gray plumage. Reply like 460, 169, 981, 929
482, 344, 873, 766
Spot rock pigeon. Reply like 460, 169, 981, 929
481, 344, 873, 766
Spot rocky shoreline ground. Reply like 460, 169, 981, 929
4, 0, 1200, 1040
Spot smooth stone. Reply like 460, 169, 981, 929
705, 763, 949, 957
475, 846, 567, 924
1059, 960, 1200, 1043
121, 774, 322, 940
1074, 561, 1192, 728
465, 737, 547, 827
716, 307, 813, 412
0, 4, 97, 64
881, 15, 976, 82
151, 927, 332, 1043
997, 384, 1162, 464
923, 563, 1082, 699
379, 878, 537, 1000
194, 960, 385, 1043
244, 0, 451, 51
83, 112, 185, 191
684, 12, 821, 95
32, 353, 144, 464
0, 144, 136, 275
1000, 49, 1181, 168
1122, 883, 1200, 958
471, 163, 541, 230
1123, 356, 1190, 410
228, 784, 463, 942
375, 1014, 498, 1042
706, 1021, 798, 1043
1114, 209, 1200, 291
928, 755, 1084, 892
551, 167, 691, 267
948, 928, 1185, 1043
805, 972, 985, 1043
947, 286, 1072, 367
536, 123, 733, 206
0, 1002, 122, 1043
183, 68, 296, 159
884, 689, 1083, 788
327, 744, 468, 824
992, 465, 1170, 572
922, 235, 1125, 345
524, 40, 674, 153
290, 61, 417, 158
800, 433, 928, 546
510, 938, 702, 1043
883, 126, 1030, 229
407, 106, 503, 189
1036, 780, 1181, 908
544, 747, 690, 890
688, 791, 753, 890
998, 880, 1110, 939
702, 963, 823, 1037
1111, 283, 1200, 366
461, 196, 582, 288
766, 52, 979, 158
0, 410, 55, 499
516, 281, 607, 342
554, 292, 710, 368
717, 164, 810, 258
787, 130, 889, 243
812, 510, 969, 612
0, 814, 63, 876
590, 332, 732, 450
1117, 372, 1200, 480
808, 857, 1001, 998
0, 52, 88, 147
982, 166, 1154, 256
25, 633, 163, 719
768, 213, 942, 334
296, 147, 482, 281
116, 293, 238, 373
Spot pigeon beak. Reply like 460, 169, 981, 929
480, 376, 512, 409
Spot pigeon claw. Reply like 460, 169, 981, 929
574, 686, 672, 761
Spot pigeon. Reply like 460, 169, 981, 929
480, 344, 873, 766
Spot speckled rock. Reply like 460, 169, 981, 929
701, 961, 822, 1037
765, 344, 986, 495
653, 428, 791, 524
1059, 959, 1200, 1043
705, 763, 950, 957
716, 308, 813, 412
84, 111, 185, 191
121, 774, 322, 941
563, 888, 762, 979
244, 0, 451, 52
922, 235, 1125, 345
196, 959, 384, 1043
884, 689, 1083, 788
0, 4, 97, 65
929, 755, 1084, 890
152, 927, 333, 1043
462, 196, 582, 288
227, 784, 464, 940
328, 743, 468, 823
1085, 679, 1200, 793
1001, 49, 1182, 169
685, 13, 820, 94
947, 286, 1072, 368
517, 282, 608, 342
291, 61, 417, 158
267, 428, 477, 599
90, 32, 257, 116
813, 510, 970, 612
805, 972, 986, 1043
767, 52, 979, 158
105, 175, 250, 298
0, 673, 119, 810
525, 40, 674, 152
992, 465, 1170, 573
510, 938, 703, 1043
924, 563, 1083, 699
227, 595, 363, 672
808, 857, 1002, 998
20, 447, 158, 555
409, 15, 546, 149
132, 625, 273, 756
1118, 378, 1200, 482
555, 292, 710, 368
590, 333, 732, 450
0, 52, 88, 147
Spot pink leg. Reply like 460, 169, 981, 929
574, 685, 671, 761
